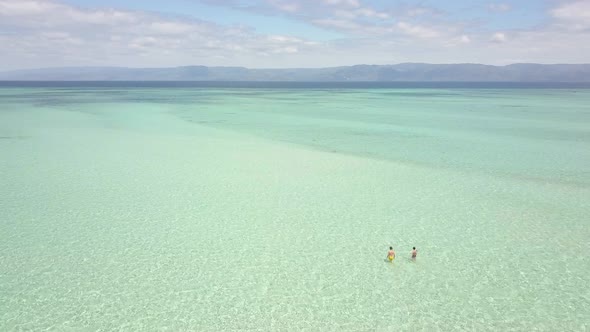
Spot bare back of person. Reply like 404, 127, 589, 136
387, 247, 396, 262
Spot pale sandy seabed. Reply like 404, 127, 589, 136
0, 88, 589, 331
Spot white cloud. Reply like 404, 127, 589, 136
150, 22, 194, 35
0, 0, 589, 69
0, 0, 138, 27
272, 46, 298, 54
245, 0, 394, 33
551, 0, 590, 30
355, 8, 389, 19
267, 0, 300, 13
397, 22, 440, 39
552, 1, 590, 20
491, 32, 507, 43
313, 18, 362, 31
0, 0, 57, 15
0, 0, 318, 69
322, 0, 360, 8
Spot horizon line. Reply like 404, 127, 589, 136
2, 62, 590, 72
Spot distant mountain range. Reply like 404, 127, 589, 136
1, 63, 589, 82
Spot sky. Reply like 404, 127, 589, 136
0, 0, 589, 70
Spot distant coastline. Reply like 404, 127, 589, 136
1, 81, 590, 89
1, 63, 589, 82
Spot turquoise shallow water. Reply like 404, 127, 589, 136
1, 87, 589, 330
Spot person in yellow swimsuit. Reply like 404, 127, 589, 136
387, 247, 396, 262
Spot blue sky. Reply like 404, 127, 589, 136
0, 0, 589, 69
61, 0, 346, 39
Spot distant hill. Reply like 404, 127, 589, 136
1, 63, 589, 81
